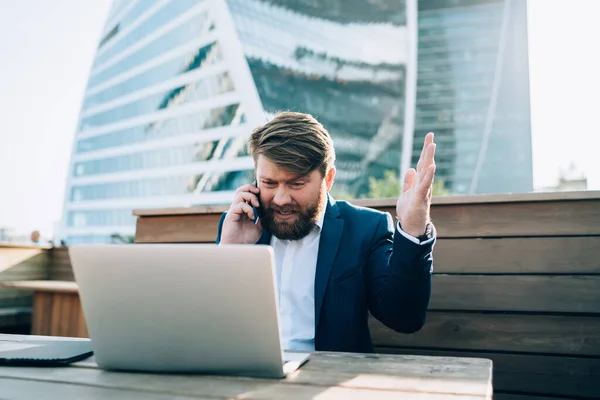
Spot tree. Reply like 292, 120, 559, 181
366, 169, 450, 198
110, 233, 134, 244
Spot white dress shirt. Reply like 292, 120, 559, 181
270, 198, 430, 351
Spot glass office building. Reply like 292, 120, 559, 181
414, 0, 532, 194
60, 0, 532, 244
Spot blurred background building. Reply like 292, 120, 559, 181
60, 0, 533, 244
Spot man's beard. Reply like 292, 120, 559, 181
259, 188, 326, 241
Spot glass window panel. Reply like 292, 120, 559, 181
69, 170, 251, 202
88, 12, 210, 88
84, 42, 221, 110
80, 72, 234, 130
77, 103, 241, 153
94, 0, 198, 68
74, 133, 245, 177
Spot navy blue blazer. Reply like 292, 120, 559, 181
215, 196, 434, 353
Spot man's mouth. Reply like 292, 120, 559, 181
274, 210, 297, 220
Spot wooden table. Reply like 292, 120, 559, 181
0, 334, 492, 399
0, 281, 87, 337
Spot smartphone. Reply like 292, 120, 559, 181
251, 180, 261, 224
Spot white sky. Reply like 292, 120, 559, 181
0, 0, 598, 238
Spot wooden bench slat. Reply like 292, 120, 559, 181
135, 215, 221, 243
369, 312, 600, 356
430, 275, 600, 313
433, 237, 600, 274
133, 196, 600, 242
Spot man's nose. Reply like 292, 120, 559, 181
272, 187, 292, 205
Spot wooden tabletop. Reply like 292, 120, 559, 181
0, 334, 493, 399
0, 280, 78, 293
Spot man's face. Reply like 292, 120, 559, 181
255, 155, 334, 240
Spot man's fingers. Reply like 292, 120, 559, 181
417, 143, 436, 185
235, 184, 260, 196
228, 202, 255, 222
403, 168, 416, 193
418, 164, 436, 198
427, 141, 436, 166
233, 191, 260, 208
417, 132, 435, 173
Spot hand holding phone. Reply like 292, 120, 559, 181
219, 182, 263, 244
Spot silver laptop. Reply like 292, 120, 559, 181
68, 243, 310, 378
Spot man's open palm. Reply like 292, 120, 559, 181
396, 132, 436, 237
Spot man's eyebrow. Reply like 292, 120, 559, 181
261, 174, 309, 182
289, 175, 310, 182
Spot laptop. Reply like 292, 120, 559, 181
68, 243, 310, 378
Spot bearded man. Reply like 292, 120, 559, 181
217, 111, 436, 353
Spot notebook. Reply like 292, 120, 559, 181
0, 338, 93, 366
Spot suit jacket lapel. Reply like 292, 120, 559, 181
314, 195, 344, 329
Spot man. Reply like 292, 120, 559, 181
216, 112, 436, 353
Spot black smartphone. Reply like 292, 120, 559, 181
251, 180, 261, 224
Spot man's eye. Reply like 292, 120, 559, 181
291, 182, 305, 188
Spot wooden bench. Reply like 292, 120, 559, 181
132, 190, 600, 400
5, 191, 599, 400
0, 280, 87, 338
0, 244, 50, 333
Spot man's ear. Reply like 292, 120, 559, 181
325, 166, 336, 192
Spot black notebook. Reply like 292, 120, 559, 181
0, 339, 93, 366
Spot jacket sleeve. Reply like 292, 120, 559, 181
365, 212, 434, 333
215, 212, 227, 244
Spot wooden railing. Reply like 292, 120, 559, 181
1, 191, 599, 400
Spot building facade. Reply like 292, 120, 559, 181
60, 0, 532, 244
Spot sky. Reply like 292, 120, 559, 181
0, 0, 599, 239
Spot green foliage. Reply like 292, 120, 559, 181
110, 233, 134, 244
366, 170, 401, 198
331, 169, 450, 200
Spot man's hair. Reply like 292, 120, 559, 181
248, 111, 335, 177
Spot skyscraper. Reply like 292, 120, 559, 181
60, 0, 532, 244
413, 0, 532, 194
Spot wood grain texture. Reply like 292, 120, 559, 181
52, 237, 600, 275
0, 247, 48, 275
133, 193, 600, 241
428, 200, 600, 237
0, 246, 50, 310
0, 343, 493, 399
30, 292, 87, 337
48, 247, 75, 281
0, 378, 209, 400
430, 275, 600, 313
369, 312, 600, 356
135, 214, 222, 243
133, 199, 600, 243
433, 237, 600, 274
375, 347, 600, 399
132, 190, 600, 216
